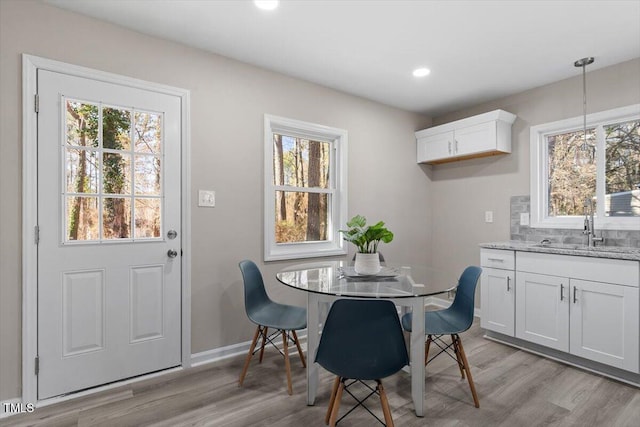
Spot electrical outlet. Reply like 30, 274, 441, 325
198, 190, 215, 207
520, 212, 530, 226
485, 211, 494, 223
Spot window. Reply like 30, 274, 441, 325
530, 104, 640, 230
64, 98, 163, 242
264, 115, 347, 260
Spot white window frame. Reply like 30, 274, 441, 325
530, 104, 640, 230
264, 114, 348, 261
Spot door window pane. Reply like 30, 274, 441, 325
66, 148, 99, 194
546, 128, 596, 216
103, 197, 131, 239
66, 196, 99, 241
103, 107, 131, 150
134, 111, 162, 153
134, 155, 161, 195
275, 191, 328, 243
135, 198, 161, 238
103, 152, 131, 194
66, 101, 98, 147
605, 120, 640, 217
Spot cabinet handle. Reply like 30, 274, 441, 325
455, 139, 459, 153
573, 286, 578, 304
448, 141, 452, 154
560, 283, 564, 301
487, 258, 504, 262
506, 276, 511, 291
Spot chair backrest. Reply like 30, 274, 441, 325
315, 299, 409, 381
238, 260, 272, 322
448, 266, 482, 332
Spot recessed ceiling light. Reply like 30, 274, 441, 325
412, 68, 431, 78
254, 0, 279, 11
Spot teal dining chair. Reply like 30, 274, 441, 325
401, 266, 482, 408
316, 299, 409, 426
238, 260, 307, 395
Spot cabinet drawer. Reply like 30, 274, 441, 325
517, 252, 639, 287
481, 249, 515, 270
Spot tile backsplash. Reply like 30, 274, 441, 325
510, 196, 640, 248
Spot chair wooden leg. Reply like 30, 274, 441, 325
325, 376, 341, 425
239, 325, 261, 386
292, 330, 306, 368
258, 327, 268, 363
456, 336, 480, 408
329, 379, 344, 427
424, 335, 432, 365
378, 380, 395, 427
282, 330, 293, 395
452, 334, 465, 379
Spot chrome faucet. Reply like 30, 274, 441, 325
583, 199, 604, 247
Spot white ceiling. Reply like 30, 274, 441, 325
45, 0, 640, 116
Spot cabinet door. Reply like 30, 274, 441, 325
454, 122, 496, 156
417, 131, 454, 163
570, 279, 639, 373
516, 272, 569, 351
480, 267, 515, 336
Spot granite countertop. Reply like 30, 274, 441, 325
479, 241, 640, 261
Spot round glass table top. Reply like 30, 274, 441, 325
276, 261, 457, 299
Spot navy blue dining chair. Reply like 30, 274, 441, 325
316, 299, 409, 426
238, 260, 307, 395
401, 266, 482, 408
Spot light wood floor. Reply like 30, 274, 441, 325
4, 320, 640, 427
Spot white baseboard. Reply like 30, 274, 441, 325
190, 329, 309, 368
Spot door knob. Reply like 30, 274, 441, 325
167, 249, 178, 258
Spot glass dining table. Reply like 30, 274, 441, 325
276, 260, 458, 417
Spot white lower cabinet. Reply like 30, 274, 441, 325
480, 249, 515, 336
570, 278, 639, 372
514, 252, 640, 373
515, 272, 569, 351
481, 267, 515, 336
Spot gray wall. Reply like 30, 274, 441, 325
0, 0, 433, 400
2, 0, 638, 403
428, 58, 640, 305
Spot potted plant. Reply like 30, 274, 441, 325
340, 214, 394, 274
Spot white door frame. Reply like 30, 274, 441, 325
21, 54, 192, 404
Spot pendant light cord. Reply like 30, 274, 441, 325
574, 57, 594, 150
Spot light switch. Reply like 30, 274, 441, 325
520, 212, 530, 226
198, 190, 215, 207
485, 211, 494, 223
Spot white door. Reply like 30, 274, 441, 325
569, 279, 639, 372
515, 272, 569, 352
37, 70, 182, 399
480, 267, 515, 336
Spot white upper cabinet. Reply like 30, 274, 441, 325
416, 109, 516, 164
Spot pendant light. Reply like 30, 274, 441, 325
574, 57, 594, 151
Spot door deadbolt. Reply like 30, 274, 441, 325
167, 230, 178, 240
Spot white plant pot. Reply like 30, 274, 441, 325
354, 253, 381, 275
